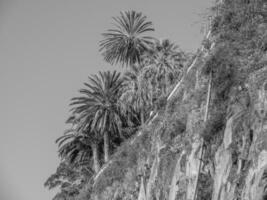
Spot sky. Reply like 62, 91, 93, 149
0, 0, 213, 199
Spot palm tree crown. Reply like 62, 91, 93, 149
70, 71, 124, 162
121, 64, 152, 124
56, 116, 100, 172
141, 39, 188, 96
144, 39, 186, 70
100, 10, 155, 66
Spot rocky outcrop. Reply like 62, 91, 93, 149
132, 67, 267, 200
92, 59, 267, 200
241, 70, 267, 200
209, 68, 267, 200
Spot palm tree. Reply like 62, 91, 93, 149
70, 71, 124, 163
100, 10, 155, 67
141, 39, 187, 96
120, 64, 153, 125
56, 124, 101, 173
120, 40, 187, 124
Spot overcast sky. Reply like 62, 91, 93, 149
0, 0, 213, 199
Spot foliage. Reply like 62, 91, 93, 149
120, 39, 189, 125
100, 10, 155, 67
211, 0, 267, 56
93, 130, 151, 195
70, 71, 125, 137
140, 39, 188, 97
120, 64, 152, 124
201, 108, 226, 144
56, 128, 95, 168
44, 162, 91, 200
70, 70, 132, 163
196, 1, 267, 199
142, 39, 187, 72
200, 0, 267, 146
200, 44, 239, 145
155, 113, 186, 145
197, 173, 213, 200
93, 89, 188, 199
46, 2, 267, 200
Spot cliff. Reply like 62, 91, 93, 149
77, 1, 267, 200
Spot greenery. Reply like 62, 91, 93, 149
195, 1, 267, 199
45, 9, 189, 200
99, 10, 155, 67
45, 1, 267, 200
200, 0, 267, 146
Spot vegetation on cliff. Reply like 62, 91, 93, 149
45, 10, 189, 200
45, 1, 267, 200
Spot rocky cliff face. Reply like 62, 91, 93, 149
91, 43, 267, 200
130, 64, 267, 200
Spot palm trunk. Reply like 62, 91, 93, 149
104, 131, 109, 162
140, 109, 145, 125
92, 143, 100, 173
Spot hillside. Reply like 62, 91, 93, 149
46, 1, 267, 200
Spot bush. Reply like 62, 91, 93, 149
93, 126, 153, 195
201, 108, 226, 144
197, 172, 213, 200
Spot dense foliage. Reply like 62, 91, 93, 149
99, 11, 155, 67
45, 1, 267, 199
45, 10, 188, 200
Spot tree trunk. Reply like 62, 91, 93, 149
104, 131, 109, 162
92, 143, 100, 173
141, 109, 145, 125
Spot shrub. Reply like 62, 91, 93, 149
201, 108, 226, 144
197, 172, 213, 200
93, 126, 153, 195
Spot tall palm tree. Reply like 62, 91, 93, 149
120, 40, 187, 124
141, 39, 187, 96
100, 10, 155, 67
121, 64, 154, 125
143, 39, 184, 70
70, 71, 124, 163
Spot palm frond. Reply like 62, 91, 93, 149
100, 10, 155, 66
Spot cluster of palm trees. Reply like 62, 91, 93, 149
46, 10, 188, 199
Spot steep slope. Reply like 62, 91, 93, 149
77, 1, 267, 200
